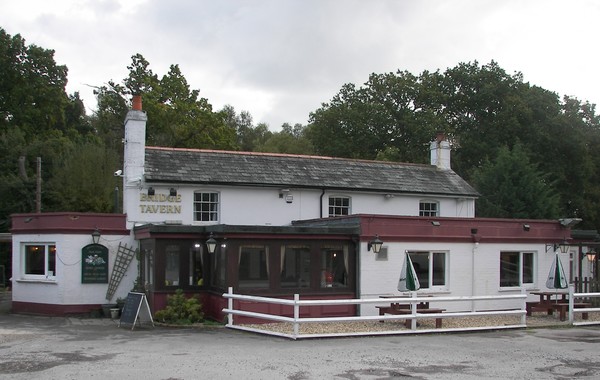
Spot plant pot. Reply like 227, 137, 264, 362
110, 308, 120, 319
102, 303, 117, 318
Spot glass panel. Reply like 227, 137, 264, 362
320, 247, 348, 288
432, 252, 445, 286
25, 245, 45, 275
189, 246, 204, 286
328, 197, 350, 216
194, 192, 219, 221
211, 249, 226, 288
281, 246, 311, 288
522, 252, 534, 284
48, 245, 56, 276
239, 246, 269, 288
165, 245, 180, 286
500, 252, 519, 287
409, 252, 430, 288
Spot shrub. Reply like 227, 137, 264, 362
154, 289, 204, 325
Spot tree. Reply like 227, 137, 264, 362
94, 54, 238, 151
45, 141, 120, 212
257, 123, 314, 155
0, 28, 89, 231
471, 143, 560, 219
306, 60, 600, 228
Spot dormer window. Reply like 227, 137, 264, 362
329, 196, 351, 217
419, 200, 439, 217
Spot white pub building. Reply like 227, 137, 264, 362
10, 96, 590, 321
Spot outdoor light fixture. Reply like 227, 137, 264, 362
523, 224, 530, 231
586, 250, 597, 262
368, 235, 383, 254
170, 188, 177, 196
147, 187, 155, 196
91, 228, 101, 244
431, 221, 441, 226
559, 239, 569, 254
206, 232, 218, 254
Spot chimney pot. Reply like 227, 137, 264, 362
132, 95, 142, 111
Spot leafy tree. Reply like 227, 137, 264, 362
471, 143, 560, 219
45, 141, 120, 212
0, 28, 92, 230
307, 60, 600, 229
94, 54, 238, 151
257, 123, 314, 155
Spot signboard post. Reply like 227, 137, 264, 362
119, 292, 154, 330
81, 244, 109, 284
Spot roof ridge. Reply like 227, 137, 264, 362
145, 146, 429, 168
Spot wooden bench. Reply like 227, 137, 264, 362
526, 301, 554, 316
376, 306, 445, 328
551, 302, 592, 321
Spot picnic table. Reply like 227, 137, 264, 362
377, 295, 445, 328
527, 291, 592, 321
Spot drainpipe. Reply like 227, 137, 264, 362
319, 189, 325, 218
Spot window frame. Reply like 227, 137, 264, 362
419, 200, 439, 217
22, 243, 56, 280
238, 245, 270, 289
406, 250, 448, 291
193, 191, 220, 223
499, 251, 535, 288
328, 196, 351, 217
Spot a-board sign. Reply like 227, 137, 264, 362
119, 292, 154, 330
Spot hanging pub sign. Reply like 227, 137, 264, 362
81, 244, 109, 283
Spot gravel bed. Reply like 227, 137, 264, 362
242, 311, 600, 336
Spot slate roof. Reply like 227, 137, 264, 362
144, 147, 479, 197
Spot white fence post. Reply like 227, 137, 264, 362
293, 294, 300, 339
568, 284, 574, 323
227, 286, 234, 326
520, 288, 527, 326
410, 291, 417, 330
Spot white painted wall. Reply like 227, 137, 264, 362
124, 184, 476, 228
359, 241, 572, 316
12, 233, 137, 306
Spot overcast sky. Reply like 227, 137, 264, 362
2, 0, 598, 130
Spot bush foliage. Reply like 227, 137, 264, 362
154, 289, 204, 325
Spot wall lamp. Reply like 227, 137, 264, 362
431, 221, 441, 226
586, 250, 597, 262
523, 224, 530, 231
170, 188, 177, 196
147, 187, 155, 196
206, 232, 218, 254
91, 228, 101, 244
368, 235, 383, 254
546, 239, 569, 253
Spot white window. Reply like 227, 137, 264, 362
500, 251, 534, 287
419, 201, 439, 216
407, 251, 447, 289
329, 196, 350, 217
23, 243, 56, 278
194, 192, 219, 222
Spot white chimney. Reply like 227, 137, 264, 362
430, 132, 451, 170
123, 95, 147, 220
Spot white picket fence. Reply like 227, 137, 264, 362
222, 287, 527, 340
569, 285, 600, 326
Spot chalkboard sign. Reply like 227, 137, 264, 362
119, 292, 154, 330
81, 244, 109, 283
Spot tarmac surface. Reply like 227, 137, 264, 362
1, 290, 600, 380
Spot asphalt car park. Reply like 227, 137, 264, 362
1, 305, 600, 380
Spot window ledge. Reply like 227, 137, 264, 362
15, 278, 58, 284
